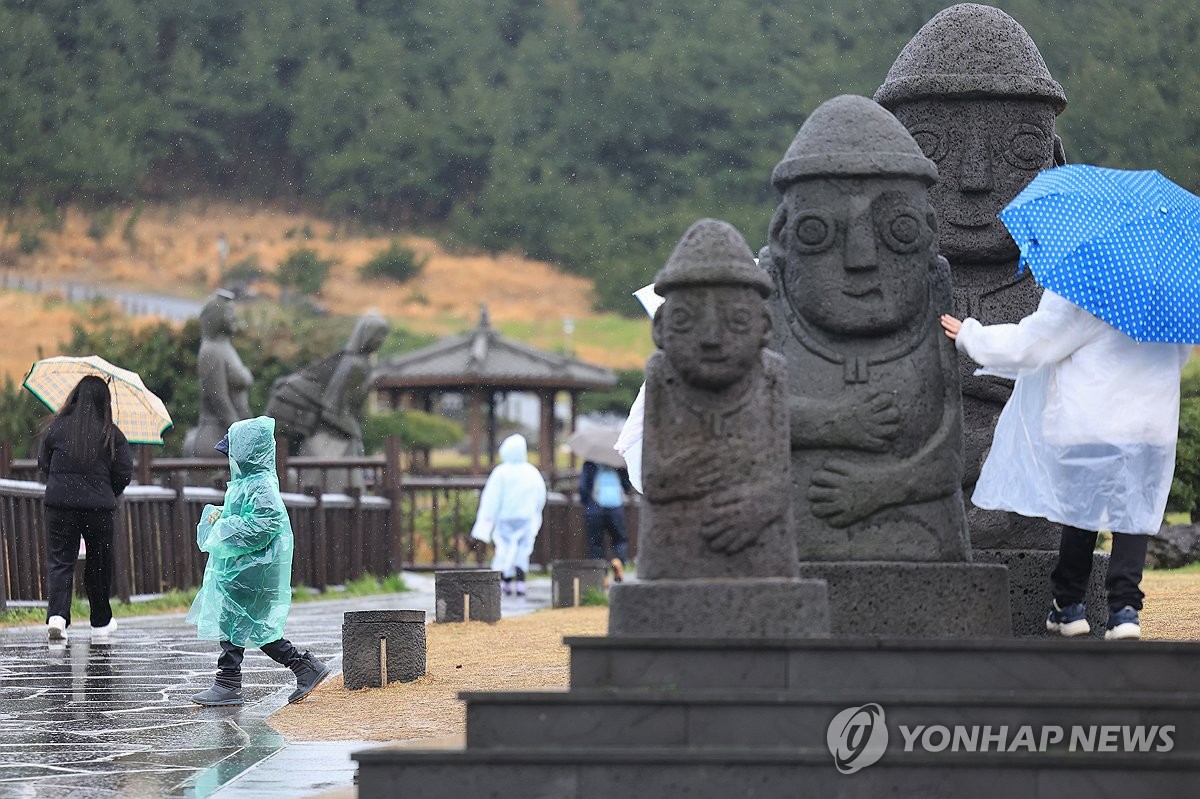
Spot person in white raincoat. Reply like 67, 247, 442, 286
942, 290, 1192, 640
470, 434, 547, 596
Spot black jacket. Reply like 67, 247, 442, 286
38, 419, 134, 510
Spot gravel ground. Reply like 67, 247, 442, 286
270, 570, 1200, 745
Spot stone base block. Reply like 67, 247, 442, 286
342, 610, 426, 690
607, 578, 829, 639
551, 559, 609, 608
796, 561, 1010, 638
435, 569, 502, 623
974, 549, 1110, 637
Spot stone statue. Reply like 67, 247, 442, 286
184, 290, 252, 457
764, 94, 968, 562
267, 313, 390, 492
607, 219, 828, 639
638, 219, 798, 580
874, 3, 1067, 548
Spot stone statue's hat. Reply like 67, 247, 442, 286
654, 219, 771, 298
772, 95, 938, 191
873, 3, 1067, 113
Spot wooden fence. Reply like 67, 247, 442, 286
0, 471, 641, 609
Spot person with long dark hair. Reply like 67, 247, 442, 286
37, 374, 134, 640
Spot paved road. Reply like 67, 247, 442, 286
0, 573, 552, 799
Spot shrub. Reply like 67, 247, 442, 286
87, 208, 116, 240
275, 247, 337, 296
361, 409, 464, 454
359, 241, 427, 284
1169, 397, 1200, 522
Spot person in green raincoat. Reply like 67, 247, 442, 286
187, 416, 331, 706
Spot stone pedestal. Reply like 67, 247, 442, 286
796, 561, 1011, 638
975, 549, 1111, 637
342, 610, 426, 690
608, 578, 830, 638
434, 570, 502, 623
551, 559, 608, 608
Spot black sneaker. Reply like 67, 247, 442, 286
1046, 600, 1090, 637
1104, 606, 1141, 640
191, 684, 244, 706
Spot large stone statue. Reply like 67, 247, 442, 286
874, 3, 1067, 548
762, 95, 1009, 637
184, 290, 252, 457
267, 313, 390, 492
607, 219, 829, 639
764, 94, 968, 562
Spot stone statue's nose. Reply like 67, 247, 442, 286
844, 215, 877, 272
957, 132, 993, 192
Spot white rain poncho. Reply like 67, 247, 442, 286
470, 434, 547, 577
955, 290, 1192, 534
186, 416, 294, 646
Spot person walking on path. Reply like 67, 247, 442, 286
38, 375, 134, 641
471, 434, 548, 596
941, 292, 1191, 640
578, 459, 633, 582
187, 416, 330, 706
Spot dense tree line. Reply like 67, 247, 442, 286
3, 0, 1197, 310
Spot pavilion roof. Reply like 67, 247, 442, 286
372, 306, 618, 392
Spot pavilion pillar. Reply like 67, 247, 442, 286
568, 391, 580, 469
468, 388, 484, 473
538, 388, 556, 477
487, 391, 498, 468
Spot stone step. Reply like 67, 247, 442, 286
567, 635, 1200, 694
353, 745, 1200, 799
461, 687, 1200, 753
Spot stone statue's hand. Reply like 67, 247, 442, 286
850, 392, 900, 451
699, 487, 761, 554
808, 459, 880, 528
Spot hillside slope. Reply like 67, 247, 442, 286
0, 203, 654, 380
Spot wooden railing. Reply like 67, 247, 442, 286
0, 469, 640, 608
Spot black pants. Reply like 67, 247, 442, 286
1051, 526, 1148, 613
585, 507, 629, 564
45, 506, 115, 627
215, 638, 301, 689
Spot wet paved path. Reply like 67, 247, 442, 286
0, 573, 552, 799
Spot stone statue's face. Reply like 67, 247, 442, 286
653, 285, 767, 390
774, 177, 934, 336
890, 98, 1060, 264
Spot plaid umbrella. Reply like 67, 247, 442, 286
23, 355, 173, 445
999, 164, 1200, 343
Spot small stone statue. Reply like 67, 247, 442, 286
874, 3, 1067, 547
184, 290, 252, 457
638, 219, 798, 580
267, 313, 390, 492
764, 94, 968, 562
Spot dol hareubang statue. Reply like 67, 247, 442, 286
764, 94, 968, 561
874, 3, 1067, 548
185, 291, 253, 458
637, 219, 798, 580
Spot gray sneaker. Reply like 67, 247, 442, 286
191, 684, 245, 706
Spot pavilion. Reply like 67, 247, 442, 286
371, 306, 618, 475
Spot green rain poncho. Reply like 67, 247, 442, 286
186, 416, 294, 647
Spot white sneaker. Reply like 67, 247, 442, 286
92, 618, 118, 638
47, 615, 68, 641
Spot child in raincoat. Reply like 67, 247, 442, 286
187, 416, 331, 706
942, 291, 1192, 640
470, 434, 547, 596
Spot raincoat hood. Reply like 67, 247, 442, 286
498, 434, 529, 464
227, 416, 277, 478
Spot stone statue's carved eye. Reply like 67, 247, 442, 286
1002, 123, 1050, 170
876, 208, 926, 254
724, 304, 753, 334
667, 304, 694, 333
791, 210, 837, 253
908, 125, 947, 162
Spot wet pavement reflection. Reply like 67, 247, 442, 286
0, 574, 551, 799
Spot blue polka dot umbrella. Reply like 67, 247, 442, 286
999, 164, 1200, 343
